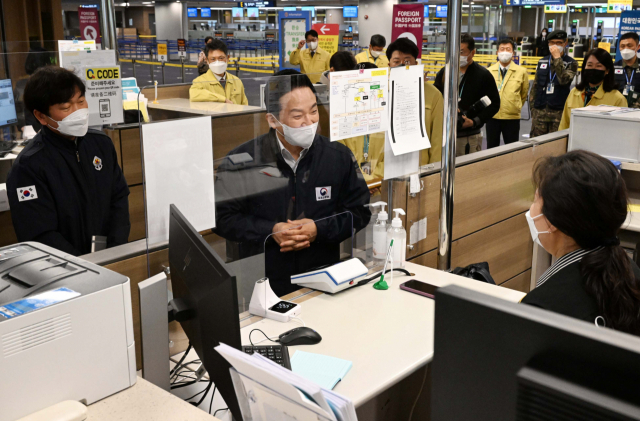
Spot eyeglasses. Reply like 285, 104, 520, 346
208, 58, 227, 63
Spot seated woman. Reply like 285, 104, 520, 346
522, 150, 640, 335
558, 48, 626, 130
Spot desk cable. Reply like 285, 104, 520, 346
408, 364, 429, 421
353, 268, 414, 288
249, 316, 306, 346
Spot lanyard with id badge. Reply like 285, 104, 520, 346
623, 69, 636, 96
546, 58, 556, 94
361, 134, 372, 175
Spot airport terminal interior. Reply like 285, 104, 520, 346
1, 0, 640, 420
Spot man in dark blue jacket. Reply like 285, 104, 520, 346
7, 66, 130, 255
614, 32, 640, 108
215, 70, 371, 296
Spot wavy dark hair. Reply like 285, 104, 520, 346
533, 150, 640, 335
576, 48, 617, 92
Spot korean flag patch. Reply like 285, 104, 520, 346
17, 186, 38, 202
540, 63, 548, 69
93, 156, 103, 171
316, 187, 331, 201
615, 69, 624, 74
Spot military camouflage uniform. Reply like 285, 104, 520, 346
530, 57, 578, 137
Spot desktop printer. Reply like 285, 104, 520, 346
0, 242, 136, 421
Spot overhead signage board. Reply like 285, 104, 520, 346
201, 8, 211, 18
608, 0, 632, 13
504, 0, 565, 6
391, 4, 424, 58
343, 6, 358, 18
435, 5, 447, 17
312, 23, 339, 55
83, 66, 124, 126
278, 11, 311, 69
544, 4, 567, 12
187, 8, 197, 17
238, 1, 274, 7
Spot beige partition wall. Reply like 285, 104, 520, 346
384, 135, 568, 293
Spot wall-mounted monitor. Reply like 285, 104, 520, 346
343, 6, 358, 18
0, 80, 17, 127
201, 8, 211, 18
247, 7, 259, 17
283, 7, 296, 11
232, 7, 243, 18
436, 5, 448, 18
187, 7, 197, 18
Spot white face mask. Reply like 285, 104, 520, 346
209, 61, 227, 75
525, 210, 550, 249
459, 54, 469, 68
498, 51, 513, 64
621, 48, 637, 61
307, 41, 318, 51
47, 108, 89, 138
274, 117, 317, 149
371, 49, 382, 58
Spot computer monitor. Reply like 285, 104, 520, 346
432, 285, 640, 421
168, 204, 242, 420
0, 80, 18, 127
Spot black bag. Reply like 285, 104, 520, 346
452, 262, 496, 285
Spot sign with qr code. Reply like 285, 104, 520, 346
83, 65, 123, 126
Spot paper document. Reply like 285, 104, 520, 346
329, 68, 389, 141
60, 50, 116, 79
0, 183, 8, 212
291, 351, 352, 390
384, 131, 419, 180
388, 64, 430, 156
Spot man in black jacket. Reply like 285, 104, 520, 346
215, 70, 371, 296
434, 33, 500, 156
7, 67, 130, 255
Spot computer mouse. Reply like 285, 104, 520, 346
278, 327, 322, 346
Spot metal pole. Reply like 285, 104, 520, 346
535, 7, 539, 37
181, 57, 185, 83
161, 62, 165, 85
437, 0, 462, 271
132, 59, 137, 79
100, 0, 119, 61
150, 63, 155, 84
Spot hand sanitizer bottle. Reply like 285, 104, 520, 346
387, 209, 406, 268
371, 202, 388, 266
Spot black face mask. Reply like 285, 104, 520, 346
582, 68, 606, 85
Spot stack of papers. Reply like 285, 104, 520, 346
216, 343, 357, 421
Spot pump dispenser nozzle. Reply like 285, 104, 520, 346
391, 208, 406, 228
371, 201, 388, 221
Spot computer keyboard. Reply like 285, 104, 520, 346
242, 345, 291, 369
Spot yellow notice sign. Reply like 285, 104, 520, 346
85, 67, 120, 80
629, 204, 640, 213
157, 44, 168, 55
598, 42, 611, 51
371, 70, 388, 76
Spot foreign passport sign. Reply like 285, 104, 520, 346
504, 0, 564, 5
177, 39, 187, 58
391, 4, 424, 58
312, 24, 339, 56
79, 7, 101, 43
157, 43, 168, 62
84, 66, 124, 126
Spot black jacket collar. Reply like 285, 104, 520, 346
41, 126, 82, 151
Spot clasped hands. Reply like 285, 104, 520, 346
272, 219, 318, 252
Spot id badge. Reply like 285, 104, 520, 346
361, 161, 372, 176
546, 84, 554, 94
624, 85, 631, 96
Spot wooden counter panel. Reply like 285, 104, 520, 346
501, 269, 531, 294
407, 173, 440, 257
121, 128, 143, 186
451, 138, 567, 240
450, 213, 533, 285
212, 112, 270, 160
104, 128, 123, 169
141, 85, 190, 101
0, 211, 17, 248
410, 249, 437, 268
129, 185, 146, 242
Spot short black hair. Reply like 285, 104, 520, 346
265, 69, 317, 117
204, 39, 228, 57
461, 33, 475, 51
498, 38, 516, 51
24, 66, 86, 116
358, 62, 379, 70
25, 46, 54, 75
620, 32, 640, 45
370, 34, 386, 48
386, 37, 419, 60
204, 36, 214, 44
305, 30, 318, 40
330, 51, 357, 71
577, 48, 617, 92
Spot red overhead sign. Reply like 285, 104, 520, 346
312, 23, 339, 55
391, 4, 424, 58
79, 8, 101, 43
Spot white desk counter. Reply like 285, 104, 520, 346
87, 377, 219, 420
147, 98, 262, 116
240, 262, 525, 408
